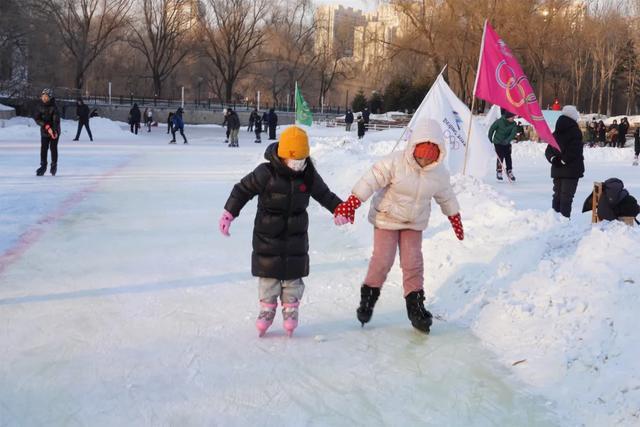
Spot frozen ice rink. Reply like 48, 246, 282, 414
1, 118, 639, 425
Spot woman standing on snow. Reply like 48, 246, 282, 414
333, 119, 464, 334
544, 105, 585, 218
219, 126, 343, 337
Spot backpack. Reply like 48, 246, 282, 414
582, 178, 640, 222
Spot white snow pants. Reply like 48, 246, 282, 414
258, 277, 305, 304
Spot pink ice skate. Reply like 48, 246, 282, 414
282, 302, 300, 337
256, 301, 277, 337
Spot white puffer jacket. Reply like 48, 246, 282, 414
352, 119, 460, 231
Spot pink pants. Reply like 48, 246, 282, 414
363, 228, 424, 296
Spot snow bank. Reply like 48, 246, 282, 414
510, 140, 634, 165
0, 116, 138, 141
0, 103, 14, 111
310, 134, 640, 425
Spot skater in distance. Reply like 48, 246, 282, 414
35, 88, 61, 176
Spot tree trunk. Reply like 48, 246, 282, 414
153, 74, 162, 98
606, 78, 613, 116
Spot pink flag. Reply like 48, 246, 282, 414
475, 22, 560, 150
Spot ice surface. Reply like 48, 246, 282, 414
1, 118, 638, 425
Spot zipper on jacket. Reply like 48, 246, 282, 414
282, 178, 295, 276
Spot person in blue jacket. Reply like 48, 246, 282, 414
169, 107, 187, 144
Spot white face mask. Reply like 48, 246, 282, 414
284, 158, 307, 172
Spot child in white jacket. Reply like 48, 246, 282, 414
334, 118, 464, 333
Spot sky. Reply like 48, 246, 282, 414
314, 0, 377, 12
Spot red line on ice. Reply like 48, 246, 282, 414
0, 162, 130, 277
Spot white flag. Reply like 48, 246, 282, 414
405, 75, 493, 178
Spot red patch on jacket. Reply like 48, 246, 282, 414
299, 183, 307, 193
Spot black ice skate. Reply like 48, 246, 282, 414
50, 163, 57, 176
357, 285, 380, 326
405, 290, 432, 333
506, 170, 516, 182
36, 164, 47, 176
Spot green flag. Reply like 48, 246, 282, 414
295, 82, 313, 126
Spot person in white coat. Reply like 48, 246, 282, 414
334, 118, 464, 333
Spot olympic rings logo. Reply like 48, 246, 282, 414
495, 60, 541, 117
443, 127, 462, 151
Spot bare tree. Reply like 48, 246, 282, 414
263, 0, 317, 106
37, 0, 131, 91
199, 0, 269, 103
128, 0, 193, 97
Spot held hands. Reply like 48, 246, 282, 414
45, 124, 57, 140
219, 209, 235, 236
334, 194, 362, 225
448, 213, 464, 241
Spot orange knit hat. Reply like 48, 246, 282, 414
278, 126, 310, 160
413, 142, 440, 161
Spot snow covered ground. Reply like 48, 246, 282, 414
1, 117, 639, 426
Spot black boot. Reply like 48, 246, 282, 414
50, 163, 57, 176
356, 285, 380, 326
405, 290, 433, 333
36, 163, 47, 176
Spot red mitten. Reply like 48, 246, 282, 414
448, 213, 464, 240
45, 124, 57, 140
333, 194, 362, 224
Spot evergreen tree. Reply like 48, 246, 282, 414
351, 90, 368, 112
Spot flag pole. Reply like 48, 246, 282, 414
462, 19, 488, 175
391, 63, 448, 152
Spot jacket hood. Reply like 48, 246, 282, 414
554, 114, 579, 134
264, 142, 299, 177
405, 118, 447, 170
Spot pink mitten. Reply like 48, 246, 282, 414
219, 209, 235, 236
334, 215, 350, 226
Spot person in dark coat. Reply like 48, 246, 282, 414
345, 109, 354, 131
544, 105, 585, 218
167, 112, 174, 134
170, 107, 187, 144
227, 108, 241, 147
357, 114, 365, 139
35, 88, 61, 176
248, 108, 258, 132
128, 103, 141, 134
267, 108, 278, 140
254, 114, 262, 143
618, 117, 629, 148
72, 99, 93, 141
634, 127, 639, 165
597, 120, 606, 146
219, 126, 342, 337
262, 111, 269, 133
362, 107, 370, 127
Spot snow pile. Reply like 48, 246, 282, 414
509, 140, 634, 165
309, 133, 640, 425
0, 103, 14, 111
0, 116, 137, 141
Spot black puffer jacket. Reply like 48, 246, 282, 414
77, 103, 90, 123
545, 115, 585, 179
35, 98, 61, 138
224, 143, 342, 280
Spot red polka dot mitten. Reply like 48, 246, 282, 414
334, 194, 362, 224
448, 213, 464, 240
